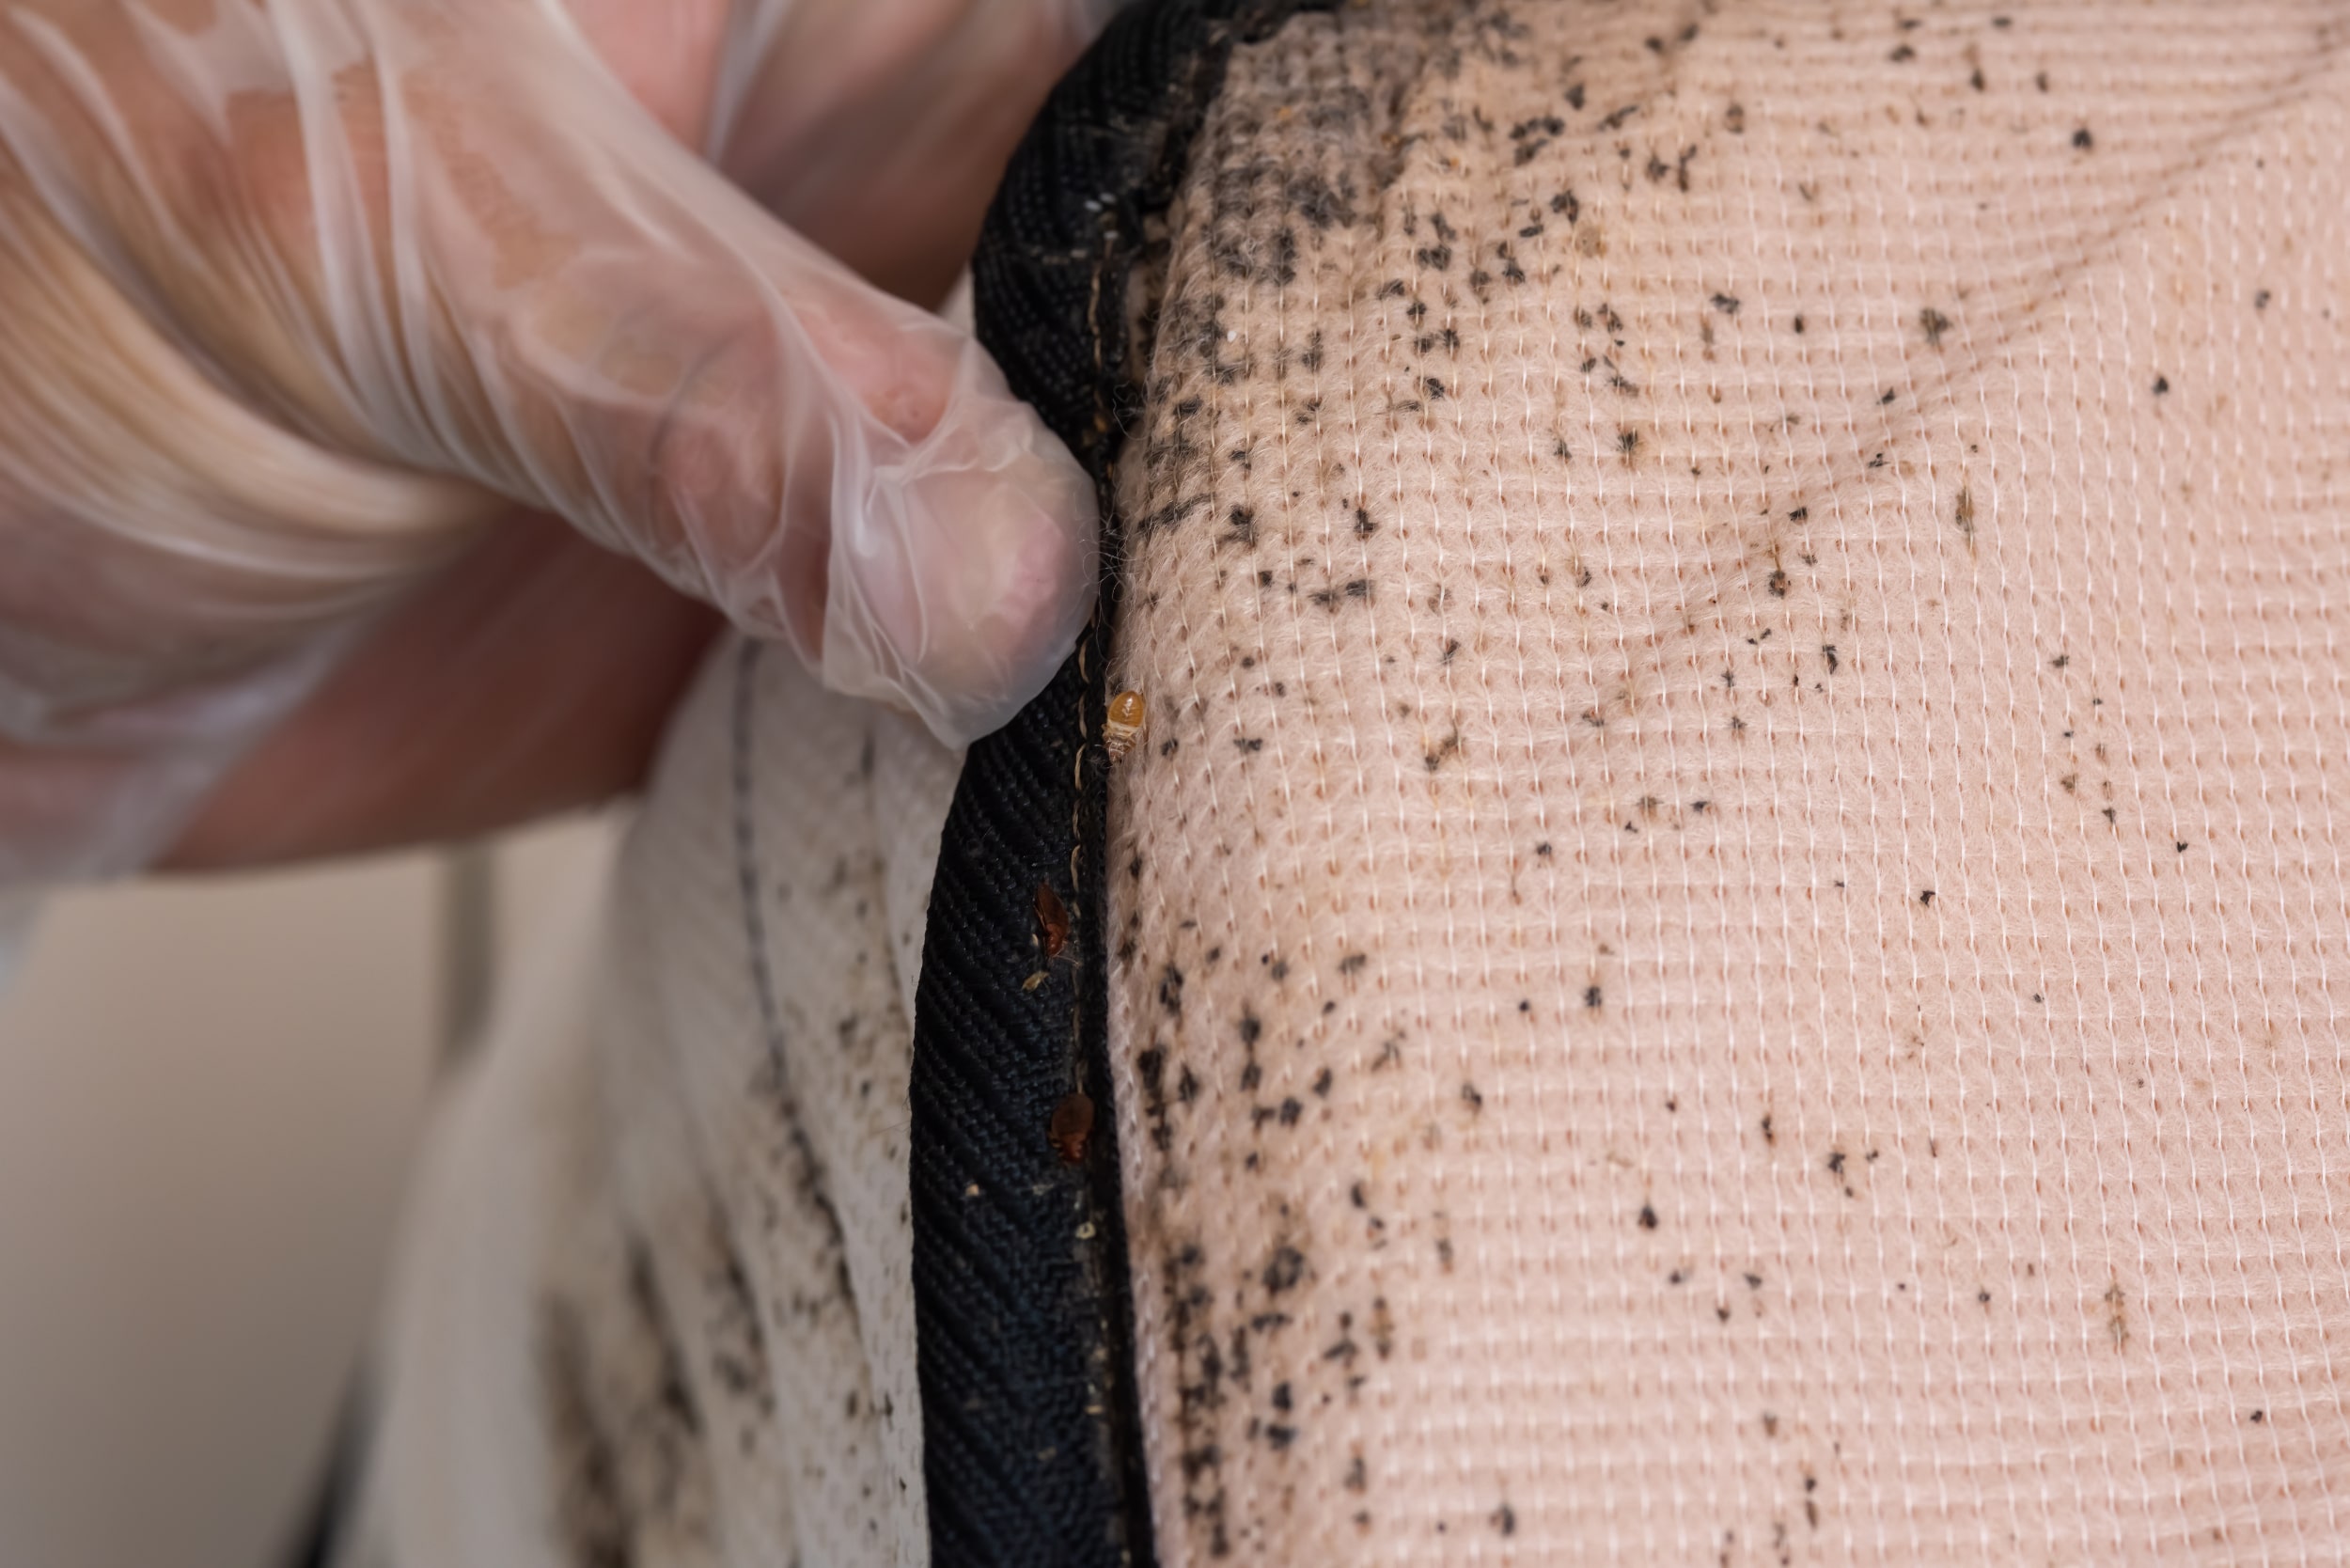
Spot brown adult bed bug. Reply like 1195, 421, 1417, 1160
1104, 689, 1147, 761
1049, 1090, 1095, 1165
1033, 881, 1071, 961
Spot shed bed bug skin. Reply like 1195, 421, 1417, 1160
1034, 882, 1071, 960
1104, 689, 1148, 761
1049, 1090, 1095, 1165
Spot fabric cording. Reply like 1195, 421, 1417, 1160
911, 5, 1318, 1563
1102, 2, 2350, 1562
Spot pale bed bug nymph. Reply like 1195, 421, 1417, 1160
1104, 689, 1147, 761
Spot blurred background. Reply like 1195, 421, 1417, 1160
0, 814, 619, 1568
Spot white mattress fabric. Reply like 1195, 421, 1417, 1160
338, 642, 959, 1568
345, 2, 2350, 1562
1103, 3, 2350, 1561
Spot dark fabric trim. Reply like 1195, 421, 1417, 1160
911, 5, 1324, 1564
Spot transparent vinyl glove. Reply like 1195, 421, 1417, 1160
0, 0, 1104, 882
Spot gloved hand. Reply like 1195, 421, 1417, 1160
0, 0, 1103, 883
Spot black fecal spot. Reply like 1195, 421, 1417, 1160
1338, 952, 1368, 976
1240, 1061, 1261, 1091
1549, 190, 1581, 223
1493, 1504, 1518, 1536
1262, 1247, 1307, 1294
1919, 307, 1952, 346
1461, 1082, 1484, 1114
1618, 430, 1640, 458
1225, 505, 1257, 546
1919, 889, 1936, 907
2153, 375, 2170, 395
1313, 1069, 1334, 1097
1238, 1012, 1262, 1046
1766, 568, 1790, 598
1822, 645, 1840, 675
1355, 506, 1377, 536
1287, 171, 1354, 230
2255, 290, 2272, 309
1637, 1203, 1660, 1231
1271, 1382, 1292, 1412
1889, 42, 1916, 61
1136, 494, 1210, 536
1789, 506, 1809, 521
1377, 278, 1407, 299
1236, 736, 1264, 753
1585, 985, 1603, 1008
1159, 964, 1184, 1016
1299, 329, 1324, 371
1277, 1098, 1303, 1127
1415, 244, 1452, 271
1712, 292, 1742, 315
538, 1302, 634, 1568
2072, 126, 2094, 149
1420, 376, 1447, 400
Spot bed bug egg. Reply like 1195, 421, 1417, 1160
1049, 1090, 1096, 1165
1104, 689, 1148, 761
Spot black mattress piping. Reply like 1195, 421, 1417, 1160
909, 4, 1325, 1564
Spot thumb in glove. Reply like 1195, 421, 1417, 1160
0, 0, 1099, 877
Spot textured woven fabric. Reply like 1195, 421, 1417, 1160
1101, 2, 2350, 1562
913, 6, 1317, 1562
337, 642, 960, 1568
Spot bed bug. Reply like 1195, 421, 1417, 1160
1034, 881, 1071, 961
1104, 689, 1148, 761
1049, 1090, 1096, 1165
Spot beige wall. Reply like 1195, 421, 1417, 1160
0, 816, 616, 1568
